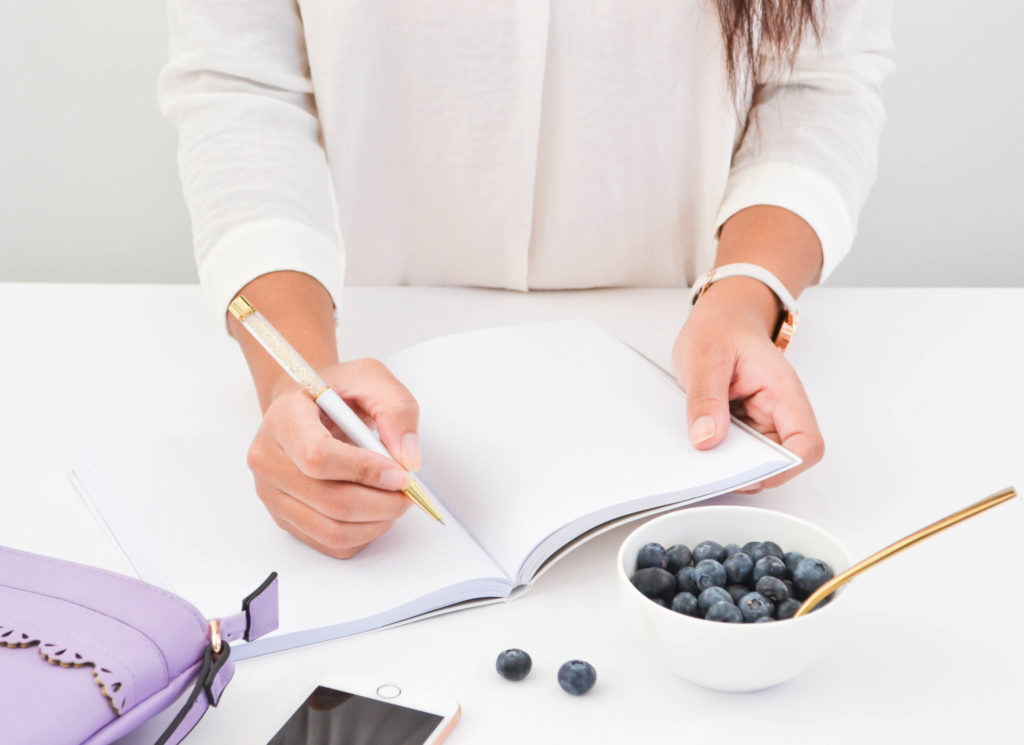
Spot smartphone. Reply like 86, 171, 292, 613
265, 673, 460, 745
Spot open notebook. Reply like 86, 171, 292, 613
72, 320, 799, 659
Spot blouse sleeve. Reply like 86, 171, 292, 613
158, 0, 344, 321
713, 0, 895, 283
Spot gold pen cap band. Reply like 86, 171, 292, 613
228, 295, 256, 321
403, 477, 445, 524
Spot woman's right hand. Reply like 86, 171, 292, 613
246, 358, 422, 558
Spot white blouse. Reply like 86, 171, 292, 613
159, 1, 893, 318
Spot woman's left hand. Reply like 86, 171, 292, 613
672, 276, 824, 491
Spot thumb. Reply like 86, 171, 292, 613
332, 359, 422, 471
680, 352, 734, 450
375, 405, 421, 473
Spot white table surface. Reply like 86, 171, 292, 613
2, 284, 1022, 745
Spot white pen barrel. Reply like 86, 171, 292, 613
315, 388, 394, 459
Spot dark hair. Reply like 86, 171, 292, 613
716, 0, 823, 101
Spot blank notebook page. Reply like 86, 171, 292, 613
386, 321, 795, 581
75, 428, 509, 646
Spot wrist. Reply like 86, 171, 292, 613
264, 372, 308, 408
691, 276, 780, 340
229, 272, 340, 412
716, 206, 823, 298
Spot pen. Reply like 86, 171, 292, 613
227, 294, 444, 524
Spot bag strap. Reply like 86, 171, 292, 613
153, 573, 279, 745
153, 642, 233, 745
219, 572, 280, 644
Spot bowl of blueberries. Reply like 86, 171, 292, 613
616, 505, 852, 692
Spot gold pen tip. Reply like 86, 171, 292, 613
228, 295, 256, 321
403, 478, 445, 524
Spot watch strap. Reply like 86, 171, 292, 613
689, 263, 800, 353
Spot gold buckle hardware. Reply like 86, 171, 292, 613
209, 619, 222, 656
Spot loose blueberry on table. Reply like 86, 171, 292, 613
630, 541, 835, 623
557, 660, 597, 695
496, 648, 533, 681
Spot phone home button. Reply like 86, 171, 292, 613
376, 684, 402, 699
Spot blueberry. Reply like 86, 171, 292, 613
698, 586, 734, 615
705, 601, 743, 623
793, 557, 834, 597
752, 541, 785, 563
630, 567, 676, 603
724, 543, 743, 558
693, 540, 726, 563
496, 649, 532, 681
741, 541, 761, 559
665, 544, 693, 573
670, 591, 699, 617
726, 584, 750, 604
557, 660, 596, 695
652, 598, 669, 607
754, 616, 776, 623
636, 542, 668, 570
783, 579, 798, 600
693, 559, 728, 589
723, 552, 754, 585
756, 575, 789, 603
783, 551, 805, 576
775, 598, 802, 620
675, 566, 700, 595
752, 555, 787, 583
738, 592, 776, 622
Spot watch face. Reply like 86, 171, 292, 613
773, 312, 798, 353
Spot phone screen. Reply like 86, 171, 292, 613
267, 685, 445, 745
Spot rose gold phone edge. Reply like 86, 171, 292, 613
266, 673, 461, 744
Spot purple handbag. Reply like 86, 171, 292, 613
0, 545, 279, 745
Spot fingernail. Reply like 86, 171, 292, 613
691, 416, 716, 445
400, 433, 420, 471
381, 468, 410, 491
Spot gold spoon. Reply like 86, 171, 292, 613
794, 486, 1018, 618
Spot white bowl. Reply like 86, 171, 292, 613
616, 505, 852, 692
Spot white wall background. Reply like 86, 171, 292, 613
2, 2, 1022, 286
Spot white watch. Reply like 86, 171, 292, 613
689, 262, 800, 353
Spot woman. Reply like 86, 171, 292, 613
160, 1, 892, 557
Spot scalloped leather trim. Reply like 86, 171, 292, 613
1, 624, 126, 715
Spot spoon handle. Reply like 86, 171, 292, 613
794, 486, 1018, 618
